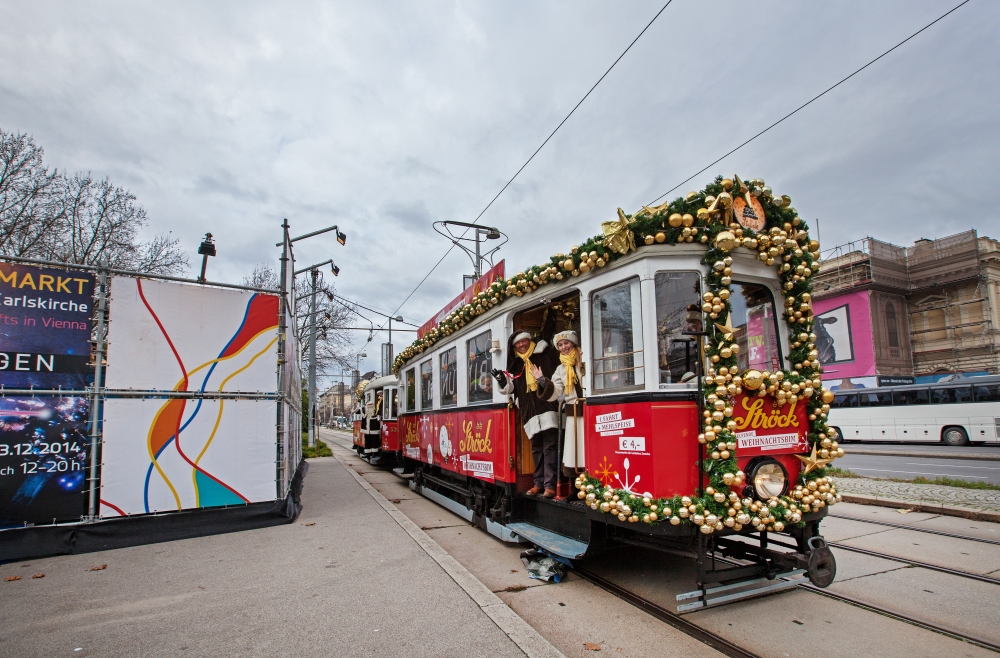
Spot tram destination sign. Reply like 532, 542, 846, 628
0, 262, 94, 524
730, 393, 810, 457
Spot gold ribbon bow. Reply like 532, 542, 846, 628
602, 208, 637, 255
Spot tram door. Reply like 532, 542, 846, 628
509, 291, 581, 492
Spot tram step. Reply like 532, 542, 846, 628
507, 522, 589, 560
392, 467, 413, 479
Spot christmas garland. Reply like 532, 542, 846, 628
394, 175, 843, 534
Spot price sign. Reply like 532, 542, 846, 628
618, 436, 646, 452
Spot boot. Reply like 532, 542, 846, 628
525, 486, 542, 496
542, 488, 556, 499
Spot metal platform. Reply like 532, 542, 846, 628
507, 522, 590, 559
676, 569, 809, 612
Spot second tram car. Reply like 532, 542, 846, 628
354, 375, 401, 463
386, 178, 842, 607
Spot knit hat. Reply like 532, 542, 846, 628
553, 330, 579, 347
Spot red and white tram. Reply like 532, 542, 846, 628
353, 375, 401, 463
389, 177, 842, 606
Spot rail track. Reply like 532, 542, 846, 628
830, 513, 1000, 546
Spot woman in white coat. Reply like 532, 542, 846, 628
529, 330, 585, 473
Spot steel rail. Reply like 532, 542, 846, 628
830, 514, 1000, 546
802, 585, 1000, 654
828, 542, 1000, 586
575, 568, 762, 658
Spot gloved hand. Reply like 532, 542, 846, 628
491, 368, 508, 388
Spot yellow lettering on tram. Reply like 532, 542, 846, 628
460, 418, 492, 454
734, 396, 799, 431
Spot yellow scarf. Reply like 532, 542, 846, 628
516, 341, 538, 392
560, 348, 579, 393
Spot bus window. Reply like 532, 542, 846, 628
405, 368, 416, 412
860, 390, 892, 407
831, 392, 858, 408
933, 386, 972, 404
419, 360, 433, 409
440, 347, 457, 407
592, 277, 644, 391
654, 271, 702, 384
729, 282, 781, 372
974, 384, 1000, 402
467, 330, 493, 404
892, 388, 930, 405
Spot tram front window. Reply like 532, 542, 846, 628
654, 271, 702, 385
728, 282, 781, 372
405, 368, 416, 412
591, 277, 644, 391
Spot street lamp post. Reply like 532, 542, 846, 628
294, 259, 340, 449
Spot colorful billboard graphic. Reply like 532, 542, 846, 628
99, 278, 280, 515
0, 262, 94, 389
100, 399, 277, 515
812, 290, 875, 381
0, 396, 89, 526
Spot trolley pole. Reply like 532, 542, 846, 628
308, 269, 318, 448
86, 266, 109, 520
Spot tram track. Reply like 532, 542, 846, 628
826, 542, 1000, 586
574, 567, 763, 658
830, 513, 1000, 546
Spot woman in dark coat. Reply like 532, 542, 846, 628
493, 331, 560, 497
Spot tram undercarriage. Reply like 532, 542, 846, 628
401, 455, 836, 611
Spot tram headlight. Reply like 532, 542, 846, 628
748, 459, 788, 500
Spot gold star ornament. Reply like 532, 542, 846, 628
795, 443, 834, 475
713, 314, 741, 342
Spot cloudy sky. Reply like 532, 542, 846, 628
1, 0, 996, 379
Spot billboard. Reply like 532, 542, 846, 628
99, 278, 280, 516
0, 262, 94, 389
0, 262, 94, 525
813, 290, 876, 389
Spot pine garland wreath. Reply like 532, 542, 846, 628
394, 175, 843, 533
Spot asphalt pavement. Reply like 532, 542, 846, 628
836, 452, 1000, 484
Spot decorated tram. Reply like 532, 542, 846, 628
353, 375, 401, 462
386, 176, 843, 606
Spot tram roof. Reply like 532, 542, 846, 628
363, 374, 399, 392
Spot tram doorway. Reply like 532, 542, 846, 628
510, 291, 581, 493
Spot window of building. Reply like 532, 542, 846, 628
419, 360, 433, 409
440, 347, 457, 407
467, 330, 493, 404
729, 282, 781, 372
591, 277, 644, 391
885, 302, 900, 348
405, 368, 415, 412
654, 271, 702, 384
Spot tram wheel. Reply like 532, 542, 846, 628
941, 426, 969, 446
806, 536, 836, 588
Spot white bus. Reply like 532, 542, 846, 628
827, 376, 1000, 446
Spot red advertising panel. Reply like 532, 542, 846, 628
381, 420, 400, 452
417, 261, 505, 339
584, 400, 700, 499
399, 407, 516, 483
730, 393, 810, 457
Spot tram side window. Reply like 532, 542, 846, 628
467, 330, 493, 404
440, 347, 457, 407
591, 277, 644, 391
860, 390, 892, 406
654, 271, 702, 384
932, 387, 972, 404
974, 384, 1000, 402
728, 282, 782, 372
405, 368, 416, 412
387, 389, 398, 419
419, 360, 433, 409
892, 388, 930, 405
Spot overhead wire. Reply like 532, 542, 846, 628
377, 0, 675, 327
647, 0, 972, 205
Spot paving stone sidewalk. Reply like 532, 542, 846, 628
834, 476, 1000, 513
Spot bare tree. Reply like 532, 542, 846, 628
0, 128, 188, 274
0, 131, 63, 258
243, 263, 355, 377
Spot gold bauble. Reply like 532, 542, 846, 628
654, 231, 666, 243
697, 208, 710, 220
742, 369, 764, 390
700, 524, 714, 535
563, 259, 575, 271
579, 262, 590, 273
682, 213, 694, 227
821, 390, 835, 404
644, 235, 654, 245
717, 191, 733, 208
721, 178, 734, 191
714, 230, 738, 251
686, 191, 700, 201
668, 213, 684, 228
670, 516, 681, 525
720, 347, 733, 359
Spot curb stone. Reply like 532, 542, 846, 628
839, 493, 1000, 523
